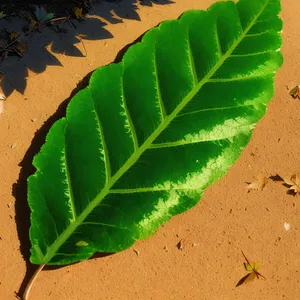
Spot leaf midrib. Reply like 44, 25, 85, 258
43, 1, 269, 264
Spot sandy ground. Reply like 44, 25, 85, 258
0, 0, 300, 299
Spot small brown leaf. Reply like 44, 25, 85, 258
9, 32, 19, 41
29, 18, 38, 30
292, 174, 300, 186
16, 43, 28, 53
73, 7, 83, 19
281, 175, 295, 186
247, 174, 269, 192
133, 249, 140, 256
236, 251, 266, 287
290, 86, 300, 99
176, 239, 185, 250
236, 271, 260, 287
279, 173, 300, 195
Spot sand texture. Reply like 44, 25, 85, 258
0, 1, 299, 299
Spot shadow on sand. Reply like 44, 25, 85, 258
0, 0, 173, 97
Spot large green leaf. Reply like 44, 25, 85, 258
28, 0, 282, 265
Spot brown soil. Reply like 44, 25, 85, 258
0, 1, 299, 299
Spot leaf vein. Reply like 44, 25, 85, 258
231, 50, 274, 57
63, 139, 77, 221
177, 103, 257, 118
153, 49, 167, 120
149, 128, 252, 149
246, 29, 273, 37
120, 75, 139, 151
209, 74, 267, 83
186, 34, 198, 86
214, 23, 223, 58
82, 222, 127, 230
90, 93, 111, 183
110, 187, 203, 194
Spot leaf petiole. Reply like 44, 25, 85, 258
22, 264, 45, 300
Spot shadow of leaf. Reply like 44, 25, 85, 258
236, 273, 251, 287
0, 0, 173, 96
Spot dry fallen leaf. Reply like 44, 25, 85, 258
280, 173, 300, 195
29, 17, 38, 30
73, 7, 83, 19
133, 249, 140, 256
236, 251, 266, 287
247, 174, 269, 192
9, 32, 19, 41
16, 43, 28, 53
176, 239, 185, 250
290, 85, 300, 99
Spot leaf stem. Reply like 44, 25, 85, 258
22, 264, 45, 300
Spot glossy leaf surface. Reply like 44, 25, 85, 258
28, 0, 282, 265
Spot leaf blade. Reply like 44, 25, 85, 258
28, 0, 283, 265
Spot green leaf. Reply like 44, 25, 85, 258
28, 0, 282, 266
46, 13, 55, 21
34, 6, 54, 22
244, 262, 254, 272
253, 262, 261, 270
0, 11, 6, 19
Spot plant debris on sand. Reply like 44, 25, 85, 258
0, 1, 93, 61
